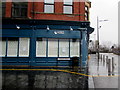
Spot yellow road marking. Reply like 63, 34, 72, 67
0, 69, 120, 77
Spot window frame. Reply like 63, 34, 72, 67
12, 2, 28, 18
44, 0, 54, 13
7, 37, 19, 57
63, 0, 73, 14
85, 6, 89, 21
19, 38, 30, 57
36, 38, 47, 57
0, 37, 30, 57
2, 2, 6, 17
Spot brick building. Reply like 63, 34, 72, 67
2, 0, 91, 21
1, 0, 94, 69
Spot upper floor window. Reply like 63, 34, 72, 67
85, 6, 88, 11
85, 6, 89, 20
12, 2, 28, 18
44, 0, 54, 13
63, 0, 73, 14
2, 2, 6, 17
85, 12, 89, 21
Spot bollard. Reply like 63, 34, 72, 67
106, 56, 108, 67
101, 54, 102, 62
103, 55, 105, 66
108, 59, 111, 76
112, 57, 115, 75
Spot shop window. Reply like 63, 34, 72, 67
19, 38, 30, 57
36, 38, 46, 57
44, 0, 54, 13
7, 38, 18, 57
59, 39, 69, 57
63, 0, 73, 14
70, 39, 79, 57
12, 2, 27, 18
48, 39, 58, 57
0, 37, 6, 57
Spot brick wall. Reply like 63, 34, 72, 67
4, 1, 90, 21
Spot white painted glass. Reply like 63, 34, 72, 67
7, 38, 18, 57
2, 40, 6, 57
36, 38, 46, 57
59, 39, 69, 57
19, 38, 30, 57
48, 39, 58, 57
70, 39, 79, 57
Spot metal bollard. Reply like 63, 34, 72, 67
108, 59, 111, 76
112, 57, 115, 75
101, 54, 102, 62
106, 56, 108, 67
103, 55, 105, 65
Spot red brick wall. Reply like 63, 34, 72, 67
4, 1, 86, 21
5, 1, 12, 18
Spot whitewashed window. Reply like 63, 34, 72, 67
7, 38, 18, 57
63, 0, 73, 14
48, 39, 58, 57
70, 39, 79, 57
1, 38, 6, 57
59, 39, 69, 57
36, 38, 46, 57
0, 39, 1, 57
0, 38, 6, 57
44, 0, 54, 13
19, 38, 30, 57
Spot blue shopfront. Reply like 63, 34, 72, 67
1, 19, 94, 69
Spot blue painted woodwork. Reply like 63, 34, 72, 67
1, 19, 94, 69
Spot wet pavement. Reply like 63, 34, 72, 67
2, 70, 88, 90
1, 53, 119, 90
88, 53, 119, 89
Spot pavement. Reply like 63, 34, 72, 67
1, 53, 119, 89
2, 70, 87, 89
88, 54, 119, 89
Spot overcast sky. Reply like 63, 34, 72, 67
89, 0, 119, 46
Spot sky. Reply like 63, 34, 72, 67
89, 0, 119, 46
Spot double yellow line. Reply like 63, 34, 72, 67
0, 69, 120, 77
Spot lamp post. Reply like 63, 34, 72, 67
97, 16, 108, 62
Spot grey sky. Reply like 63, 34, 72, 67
90, 0, 119, 46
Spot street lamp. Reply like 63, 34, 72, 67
97, 16, 108, 62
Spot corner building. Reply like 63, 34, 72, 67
1, 0, 94, 70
